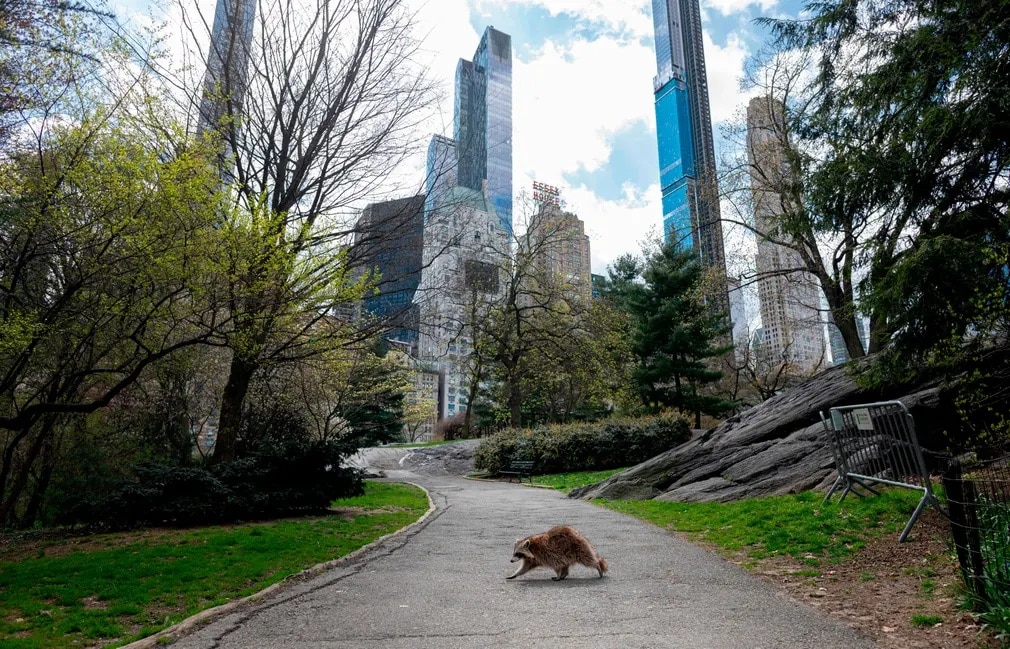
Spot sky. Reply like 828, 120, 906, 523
403, 0, 805, 276
116, 0, 805, 278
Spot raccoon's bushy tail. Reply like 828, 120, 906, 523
598, 557, 609, 573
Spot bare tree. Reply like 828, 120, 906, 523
179, 0, 437, 461
414, 190, 601, 430
477, 196, 595, 428
719, 50, 892, 363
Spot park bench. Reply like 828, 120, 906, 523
500, 459, 536, 483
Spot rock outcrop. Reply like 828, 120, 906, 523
570, 361, 948, 502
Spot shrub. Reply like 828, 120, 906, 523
473, 414, 690, 475
59, 438, 364, 530
434, 412, 468, 441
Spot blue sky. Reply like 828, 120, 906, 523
406, 0, 806, 275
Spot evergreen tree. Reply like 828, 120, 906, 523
766, 0, 1010, 377
625, 243, 734, 427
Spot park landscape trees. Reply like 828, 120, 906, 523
0, 51, 227, 526
0, 0, 437, 529
178, 0, 436, 462
723, 0, 1010, 383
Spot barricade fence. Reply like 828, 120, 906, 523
821, 400, 945, 542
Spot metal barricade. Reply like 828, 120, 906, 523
821, 400, 945, 542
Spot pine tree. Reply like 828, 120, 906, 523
626, 243, 735, 427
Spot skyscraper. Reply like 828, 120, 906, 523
524, 202, 593, 304
749, 96, 826, 373
417, 184, 508, 419
426, 26, 513, 236
198, 0, 256, 135
425, 134, 457, 221
352, 195, 426, 348
650, 0, 725, 271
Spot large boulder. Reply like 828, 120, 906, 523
570, 361, 948, 502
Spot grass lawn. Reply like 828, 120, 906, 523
599, 488, 926, 564
0, 481, 428, 649
527, 467, 926, 563
528, 468, 629, 493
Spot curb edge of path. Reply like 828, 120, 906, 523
119, 481, 437, 649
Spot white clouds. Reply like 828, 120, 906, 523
513, 35, 655, 180
508, 32, 660, 270
701, 0, 779, 18
703, 31, 752, 125
476, 0, 653, 39
564, 182, 663, 274
410, 0, 481, 134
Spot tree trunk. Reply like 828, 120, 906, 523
833, 306, 865, 360
507, 375, 523, 429
214, 354, 259, 463
822, 281, 866, 360
0, 416, 53, 527
20, 443, 55, 529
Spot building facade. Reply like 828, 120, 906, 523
524, 202, 593, 304
426, 26, 513, 236
828, 317, 869, 366
650, 0, 725, 273
199, 0, 256, 135
353, 195, 426, 348
425, 135, 457, 223
417, 185, 508, 419
748, 96, 826, 373
726, 275, 749, 362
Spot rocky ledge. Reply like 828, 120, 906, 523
570, 361, 949, 503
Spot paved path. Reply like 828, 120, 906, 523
169, 475, 877, 648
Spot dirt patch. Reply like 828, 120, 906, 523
721, 509, 1001, 648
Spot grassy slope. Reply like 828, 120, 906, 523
600, 490, 925, 564
0, 481, 428, 649
528, 468, 924, 564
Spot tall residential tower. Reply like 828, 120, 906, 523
748, 96, 826, 373
426, 26, 513, 236
650, 0, 726, 272
198, 0, 256, 135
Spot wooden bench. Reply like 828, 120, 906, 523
500, 460, 536, 483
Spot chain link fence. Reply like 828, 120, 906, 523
942, 455, 1010, 611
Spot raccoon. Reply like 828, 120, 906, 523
507, 525, 608, 580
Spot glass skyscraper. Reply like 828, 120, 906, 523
650, 0, 726, 272
426, 26, 513, 237
353, 195, 426, 348
199, 0, 256, 134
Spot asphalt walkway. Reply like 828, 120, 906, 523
168, 474, 878, 648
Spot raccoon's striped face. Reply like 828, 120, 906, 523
511, 538, 531, 563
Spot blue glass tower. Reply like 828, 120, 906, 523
426, 26, 513, 237
651, 0, 725, 271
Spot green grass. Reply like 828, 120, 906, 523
0, 481, 427, 649
528, 467, 628, 493
598, 489, 924, 563
911, 614, 943, 627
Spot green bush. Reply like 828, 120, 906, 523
59, 438, 364, 530
473, 414, 690, 475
